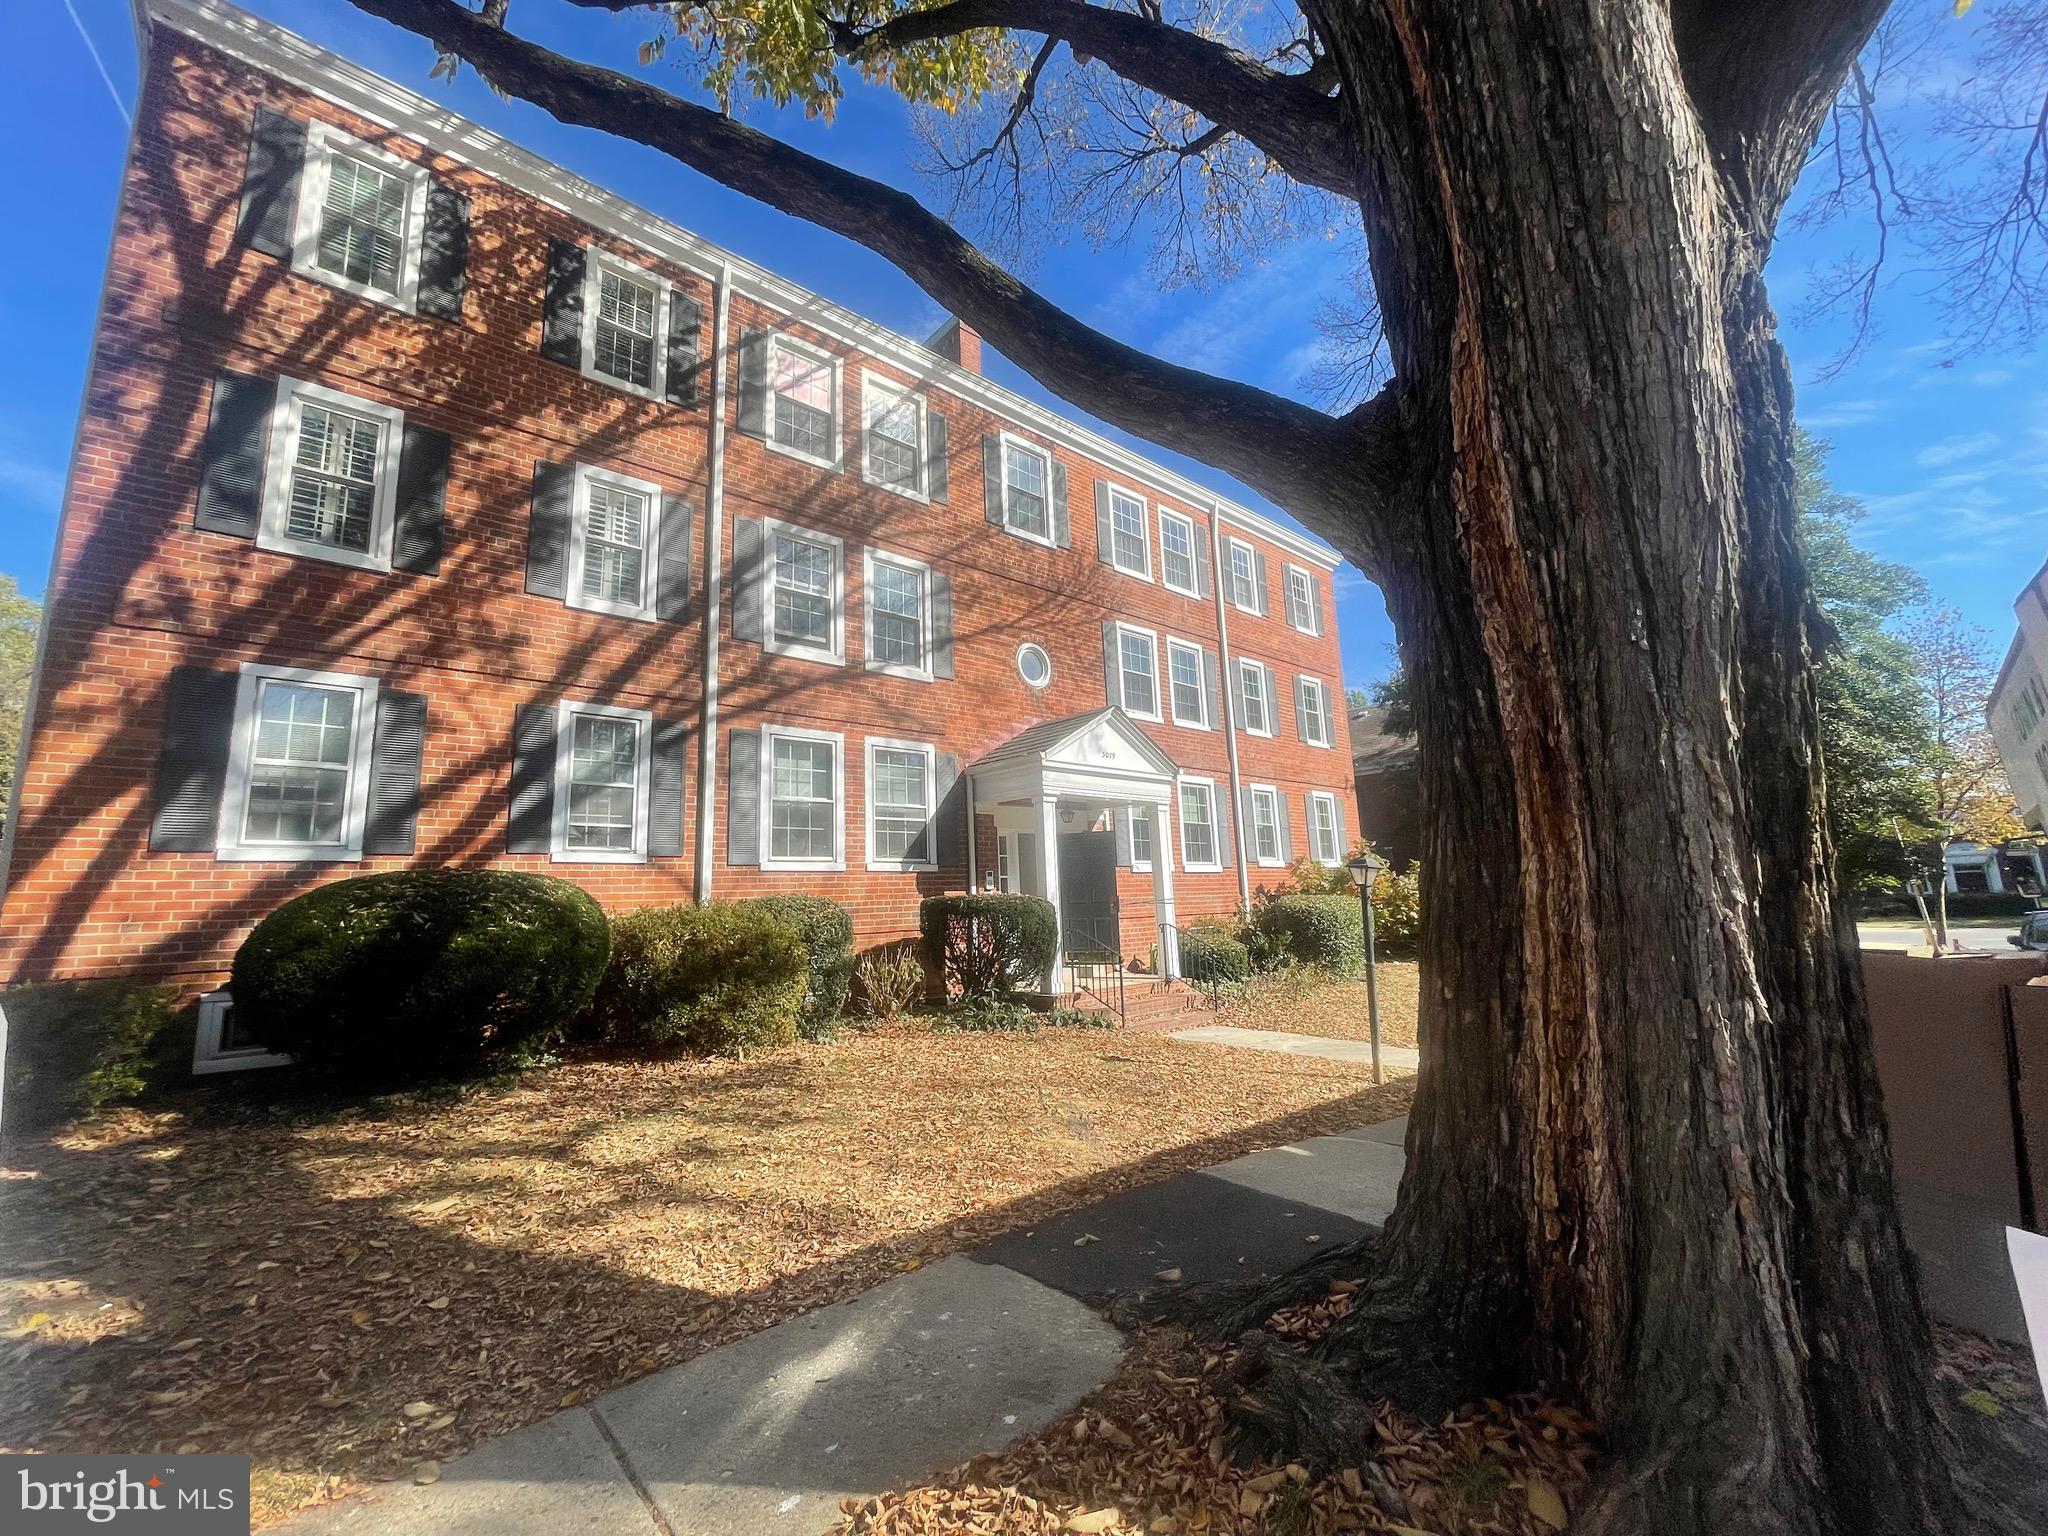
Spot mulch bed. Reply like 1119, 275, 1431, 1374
0, 1022, 1413, 1526
1216, 964, 1422, 1050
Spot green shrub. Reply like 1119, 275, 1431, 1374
1255, 895, 1365, 975
232, 870, 609, 1086
1179, 923, 1251, 984
742, 895, 854, 1040
934, 997, 1115, 1032
854, 944, 925, 1023
1243, 922, 1294, 974
919, 894, 1057, 1001
591, 902, 806, 1056
2, 979, 184, 1134
1368, 864, 1422, 953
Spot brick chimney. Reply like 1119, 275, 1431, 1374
925, 315, 983, 373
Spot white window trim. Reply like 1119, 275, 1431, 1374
257, 377, 404, 574
565, 463, 665, 622
859, 369, 929, 502
1110, 621, 1164, 723
1248, 783, 1286, 867
1103, 480, 1153, 582
760, 516, 846, 667
216, 662, 380, 863
1307, 791, 1344, 868
580, 247, 673, 401
1297, 674, 1334, 748
862, 547, 933, 682
550, 699, 653, 865
997, 430, 1058, 549
865, 735, 939, 873
1164, 636, 1210, 730
1177, 775, 1223, 873
1225, 536, 1260, 614
765, 333, 845, 471
1157, 506, 1201, 598
290, 119, 430, 313
1284, 563, 1320, 635
1125, 803, 1165, 874
1238, 658, 1275, 738
1017, 641, 1053, 690
760, 723, 847, 872
192, 989, 291, 1075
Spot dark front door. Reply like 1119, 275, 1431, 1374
1059, 829, 1120, 960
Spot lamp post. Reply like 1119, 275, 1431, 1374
1346, 850, 1386, 1085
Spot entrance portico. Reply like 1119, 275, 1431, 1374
964, 708, 1184, 992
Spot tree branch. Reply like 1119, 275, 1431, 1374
341, 0, 1400, 532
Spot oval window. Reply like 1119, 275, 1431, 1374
1017, 642, 1052, 689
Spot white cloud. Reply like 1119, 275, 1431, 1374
1802, 398, 1887, 430
0, 449, 64, 508
1915, 431, 2000, 467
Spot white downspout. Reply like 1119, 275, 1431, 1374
693, 261, 733, 902
1209, 509, 1252, 911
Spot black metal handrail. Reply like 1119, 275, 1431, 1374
1157, 922, 1223, 1010
1065, 939, 1126, 1024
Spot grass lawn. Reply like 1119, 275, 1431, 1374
0, 1020, 1412, 1526
1215, 961, 1422, 1050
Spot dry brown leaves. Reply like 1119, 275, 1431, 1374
1218, 966, 1421, 1051
834, 1328, 1597, 1536
0, 1025, 1413, 1526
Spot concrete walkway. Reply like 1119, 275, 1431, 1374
1169, 1022, 1421, 1073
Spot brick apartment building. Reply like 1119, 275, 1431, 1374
0, 0, 1355, 1014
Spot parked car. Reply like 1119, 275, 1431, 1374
2006, 911, 2048, 952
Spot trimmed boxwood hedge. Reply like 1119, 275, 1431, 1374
1178, 924, 1251, 985
590, 902, 807, 1056
919, 894, 1057, 1000
1, 979, 184, 1135
1254, 894, 1365, 975
741, 894, 854, 1039
231, 870, 610, 1085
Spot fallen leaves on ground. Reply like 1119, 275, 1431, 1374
1219, 965, 1421, 1050
0, 1023, 1413, 1527
834, 1327, 1598, 1536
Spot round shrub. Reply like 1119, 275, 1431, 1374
1178, 923, 1251, 985
2, 979, 183, 1135
232, 870, 610, 1085
742, 894, 854, 1040
1367, 864, 1422, 954
1254, 894, 1365, 975
591, 902, 806, 1056
919, 894, 1057, 1000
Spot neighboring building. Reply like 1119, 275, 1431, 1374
1350, 704, 1419, 870
1990, 585, 2048, 838
0, 0, 1355, 1003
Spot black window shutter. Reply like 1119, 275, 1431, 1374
1052, 460, 1071, 548
730, 517, 765, 642
195, 370, 274, 539
507, 702, 558, 853
540, 240, 586, 367
929, 569, 954, 680
1279, 798, 1295, 863
1102, 621, 1119, 707
526, 460, 574, 599
736, 330, 771, 437
362, 690, 427, 856
982, 435, 1003, 526
1094, 479, 1114, 566
926, 409, 949, 503
1214, 783, 1236, 866
934, 753, 964, 869
415, 182, 469, 322
236, 106, 305, 258
649, 717, 689, 857
657, 495, 695, 622
150, 667, 239, 852
666, 294, 704, 407
1201, 648, 1220, 731
392, 422, 450, 575
1194, 524, 1211, 598
1114, 809, 1133, 869
1253, 550, 1270, 615
1290, 676, 1304, 741
727, 728, 760, 865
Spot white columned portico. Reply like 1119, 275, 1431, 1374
1037, 792, 1066, 993
1151, 797, 1180, 980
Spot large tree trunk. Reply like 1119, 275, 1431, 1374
1287, 3, 1974, 1531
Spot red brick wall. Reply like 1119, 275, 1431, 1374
0, 27, 1356, 988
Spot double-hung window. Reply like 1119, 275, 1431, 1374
862, 373, 926, 498
1238, 659, 1274, 737
769, 338, 841, 467
763, 520, 845, 664
1104, 483, 1151, 579
218, 664, 379, 861
1000, 436, 1054, 544
863, 549, 931, 680
567, 465, 664, 620
866, 737, 937, 871
1158, 509, 1200, 597
552, 701, 652, 863
1308, 792, 1343, 867
1111, 623, 1161, 721
582, 251, 671, 398
1298, 675, 1333, 747
1166, 638, 1208, 729
259, 378, 405, 572
1226, 537, 1260, 612
1179, 778, 1221, 871
1126, 804, 1155, 871
1284, 565, 1322, 634
292, 122, 429, 311
1249, 784, 1284, 866
762, 725, 844, 870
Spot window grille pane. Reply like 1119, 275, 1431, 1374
867, 392, 922, 489
772, 349, 835, 458
244, 681, 355, 845
1311, 798, 1339, 862
316, 152, 406, 292
1302, 681, 1327, 744
1231, 545, 1256, 605
871, 746, 930, 861
1241, 667, 1267, 733
581, 482, 648, 606
1004, 445, 1048, 538
593, 269, 657, 388
773, 534, 836, 648
287, 403, 381, 552
1180, 785, 1215, 866
1169, 646, 1203, 723
1253, 793, 1280, 860
1129, 806, 1152, 865
1161, 516, 1195, 589
1110, 491, 1147, 571
566, 714, 640, 850
871, 563, 923, 668
1119, 632, 1157, 716
770, 737, 836, 860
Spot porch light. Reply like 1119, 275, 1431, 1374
1347, 849, 1384, 888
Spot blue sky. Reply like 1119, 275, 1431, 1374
6, 0, 2042, 694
